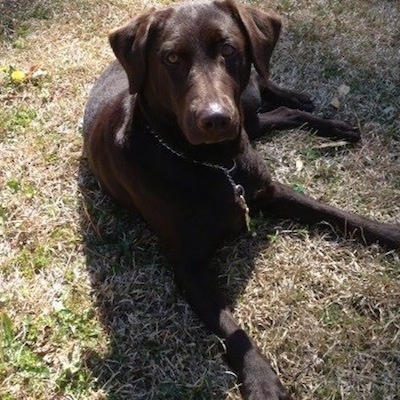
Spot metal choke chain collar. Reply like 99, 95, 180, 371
146, 126, 251, 232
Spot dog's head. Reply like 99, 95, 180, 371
109, 0, 281, 145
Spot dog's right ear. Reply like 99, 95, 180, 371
109, 8, 156, 94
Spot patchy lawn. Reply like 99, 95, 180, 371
1, 0, 399, 399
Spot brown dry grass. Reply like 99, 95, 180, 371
1, 0, 399, 399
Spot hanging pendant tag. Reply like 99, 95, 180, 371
235, 185, 251, 232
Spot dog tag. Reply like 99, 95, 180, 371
235, 185, 251, 232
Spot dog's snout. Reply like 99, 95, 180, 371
198, 103, 232, 133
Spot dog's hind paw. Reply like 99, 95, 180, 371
289, 92, 315, 113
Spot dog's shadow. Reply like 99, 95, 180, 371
78, 156, 280, 399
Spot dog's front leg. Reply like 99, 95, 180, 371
173, 262, 292, 400
253, 181, 400, 249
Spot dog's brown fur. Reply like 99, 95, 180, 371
83, 1, 400, 398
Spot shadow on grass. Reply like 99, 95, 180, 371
75, 136, 362, 399
77, 156, 276, 399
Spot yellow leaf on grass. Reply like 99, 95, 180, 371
11, 69, 26, 83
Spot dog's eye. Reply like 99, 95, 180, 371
221, 43, 236, 57
166, 52, 179, 64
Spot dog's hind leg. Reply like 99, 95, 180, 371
252, 181, 400, 249
260, 80, 315, 112
246, 106, 361, 143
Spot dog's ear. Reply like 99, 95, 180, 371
109, 8, 156, 94
222, 0, 281, 81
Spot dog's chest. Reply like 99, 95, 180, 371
173, 166, 249, 237
130, 126, 251, 237
138, 158, 248, 236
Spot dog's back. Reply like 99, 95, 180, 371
83, 61, 129, 139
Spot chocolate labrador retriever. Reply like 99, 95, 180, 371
83, 0, 400, 398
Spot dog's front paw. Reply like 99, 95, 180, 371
240, 350, 292, 400
328, 120, 361, 143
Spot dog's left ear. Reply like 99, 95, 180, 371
221, 0, 281, 81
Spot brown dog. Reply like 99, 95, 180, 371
83, 1, 400, 398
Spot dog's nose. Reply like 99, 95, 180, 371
198, 103, 232, 133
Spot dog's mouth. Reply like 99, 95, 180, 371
184, 129, 240, 145
202, 136, 236, 144
189, 130, 240, 145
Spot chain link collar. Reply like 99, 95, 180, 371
146, 126, 251, 232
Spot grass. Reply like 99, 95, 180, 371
1, 0, 399, 399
